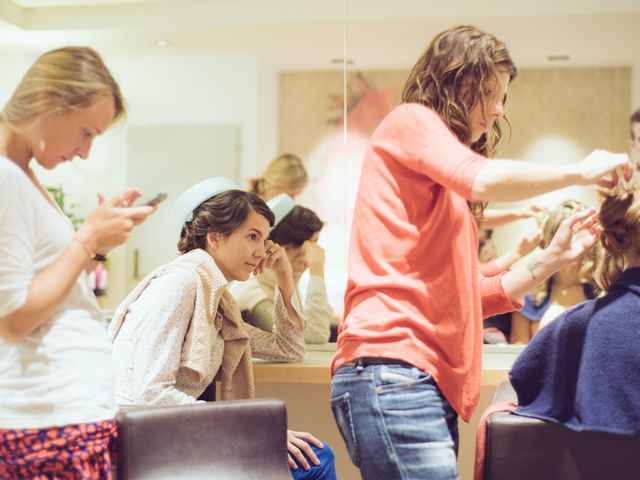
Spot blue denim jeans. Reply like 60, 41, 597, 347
290, 441, 337, 480
331, 362, 459, 480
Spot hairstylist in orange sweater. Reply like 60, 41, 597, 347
330, 25, 631, 480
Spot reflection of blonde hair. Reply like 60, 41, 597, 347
247, 153, 308, 197
533, 200, 597, 306
1, 46, 125, 131
596, 188, 640, 291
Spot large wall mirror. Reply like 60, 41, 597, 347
0, 0, 348, 306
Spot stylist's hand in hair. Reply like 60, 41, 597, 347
544, 208, 601, 265
574, 150, 632, 188
75, 188, 155, 255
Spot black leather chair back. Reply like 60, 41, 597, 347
116, 399, 291, 479
484, 382, 640, 480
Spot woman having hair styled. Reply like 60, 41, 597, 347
510, 185, 640, 436
510, 200, 599, 344
231, 194, 332, 344
109, 178, 336, 479
330, 24, 631, 479
0, 47, 154, 479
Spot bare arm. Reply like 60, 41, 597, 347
471, 151, 631, 202
0, 189, 154, 343
0, 241, 98, 343
493, 228, 543, 271
480, 205, 545, 230
247, 291, 305, 362
510, 311, 534, 344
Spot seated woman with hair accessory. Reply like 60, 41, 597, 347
231, 194, 332, 344
109, 177, 337, 480
510, 184, 640, 436
509, 200, 599, 344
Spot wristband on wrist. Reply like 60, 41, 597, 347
73, 237, 107, 262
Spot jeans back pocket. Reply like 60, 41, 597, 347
330, 392, 360, 467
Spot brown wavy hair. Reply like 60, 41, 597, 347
532, 200, 598, 306
178, 190, 275, 253
596, 188, 640, 292
402, 25, 517, 218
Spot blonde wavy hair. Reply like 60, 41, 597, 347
532, 200, 598, 306
596, 188, 640, 292
402, 25, 517, 218
1, 46, 125, 131
247, 153, 308, 198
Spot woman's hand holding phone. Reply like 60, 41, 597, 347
77, 188, 156, 255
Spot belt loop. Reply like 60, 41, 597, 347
355, 358, 364, 373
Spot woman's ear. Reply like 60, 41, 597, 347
205, 231, 222, 251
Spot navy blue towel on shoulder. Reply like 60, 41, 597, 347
509, 267, 640, 436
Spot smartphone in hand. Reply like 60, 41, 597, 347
143, 191, 168, 207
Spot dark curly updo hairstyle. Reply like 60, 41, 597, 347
269, 206, 323, 247
178, 190, 275, 253
596, 187, 640, 292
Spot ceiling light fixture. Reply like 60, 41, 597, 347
154, 39, 170, 47
546, 54, 570, 62
331, 58, 354, 65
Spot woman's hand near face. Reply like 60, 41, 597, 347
75, 188, 155, 254
257, 240, 303, 328
304, 241, 325, 277
261, 240, 292, 275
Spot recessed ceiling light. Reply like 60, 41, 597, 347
546, 54, 570, 62
154, 39, 170, 47
331, 58, 354, 65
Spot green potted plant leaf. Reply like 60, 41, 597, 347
45, 184, 84, 229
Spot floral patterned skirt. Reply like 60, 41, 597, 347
0, 418, 117, 480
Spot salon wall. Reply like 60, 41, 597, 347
7, 52, 262, 309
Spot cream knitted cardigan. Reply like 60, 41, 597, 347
110, 249, 254, 400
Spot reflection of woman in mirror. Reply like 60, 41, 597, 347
480, 226, 543, 344
247, 153, 308, 201
110, 180, 336, 479
510, 200, 598, 344
510, 187, 640, 435
330, 24, 631, 480
232, 195, 332, 344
